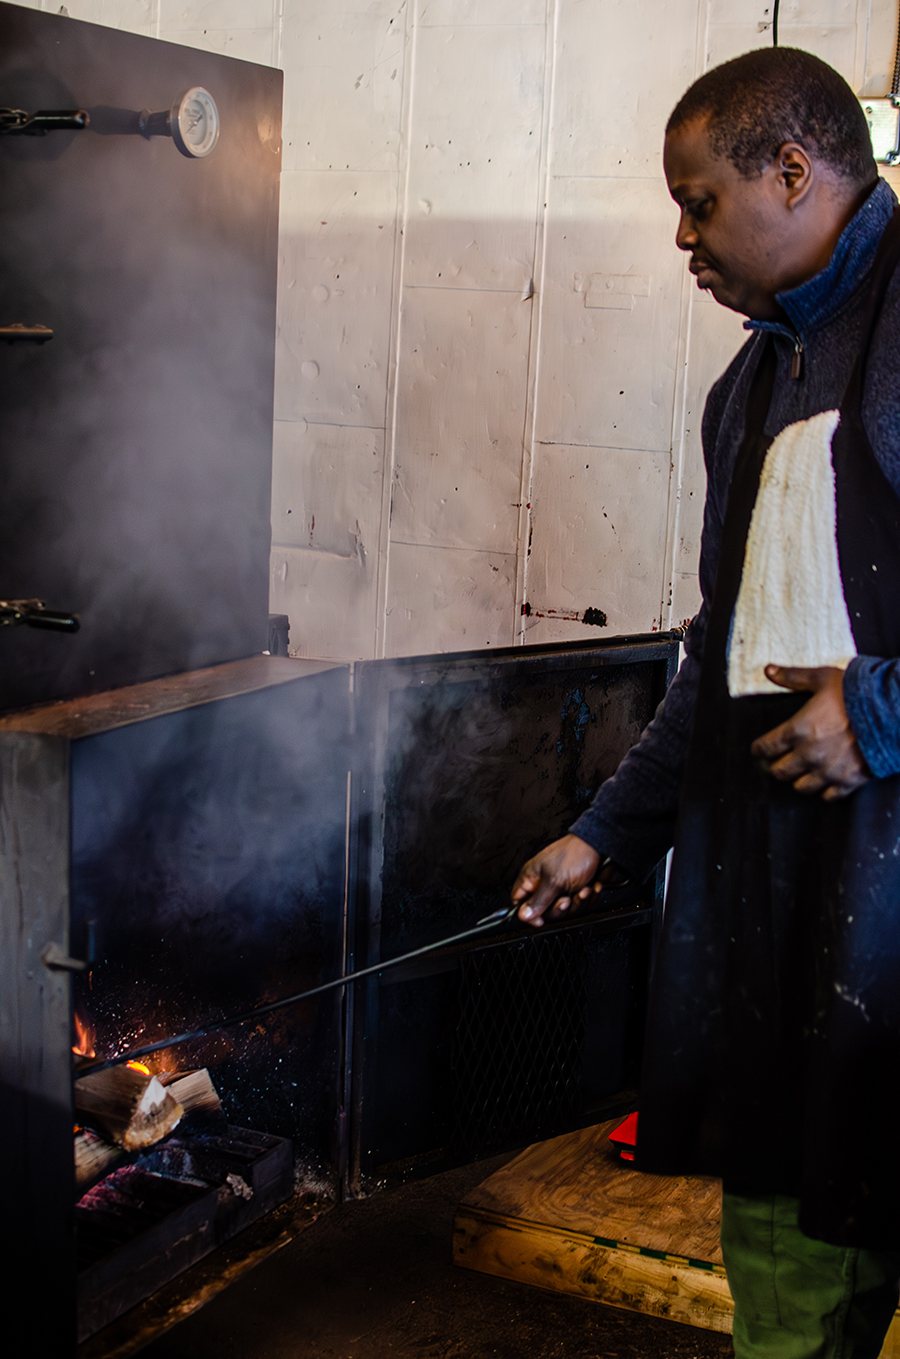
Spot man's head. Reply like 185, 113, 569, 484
663, 48, 877, 318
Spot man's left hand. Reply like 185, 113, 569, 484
750, 664, 870, 800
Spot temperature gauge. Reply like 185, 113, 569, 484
169, 87, 220, 159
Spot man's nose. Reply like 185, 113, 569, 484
675, 212, 698, 251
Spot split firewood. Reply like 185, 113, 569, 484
74, 1065, 183, 1151
160, 1068, 222, 1119
74, 1125, 126, 1195
73, 1069, 222, 1195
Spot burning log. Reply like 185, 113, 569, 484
74, 1064, 183, 1151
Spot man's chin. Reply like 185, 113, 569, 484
694, 270, 754, 316
703, 278, 744, 314
696, 269, 726, 301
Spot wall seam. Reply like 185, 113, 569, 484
658, 0, 710, 633
374, 0, 418, 660
515, 0, 558, 645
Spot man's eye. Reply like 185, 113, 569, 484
687, 199, 711, 220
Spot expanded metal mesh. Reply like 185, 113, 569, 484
451, 929, 588, 1158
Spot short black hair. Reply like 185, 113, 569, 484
667, 47, 876, 185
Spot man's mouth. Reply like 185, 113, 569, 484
689, 257, 718, 286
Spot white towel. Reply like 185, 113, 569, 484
727, 409, 857, 697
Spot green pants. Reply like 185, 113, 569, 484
721, 1192, 900, 1359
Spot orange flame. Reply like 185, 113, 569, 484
72, 1012, 96, 1059
127, 1061, 152, 1076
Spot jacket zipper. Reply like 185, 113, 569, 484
790, 335, 804, 380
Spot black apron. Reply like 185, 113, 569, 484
635, 211, 900, 1249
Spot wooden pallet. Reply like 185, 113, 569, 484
453, 1119, 900, 1356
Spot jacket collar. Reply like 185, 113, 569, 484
746, 176, 897, 341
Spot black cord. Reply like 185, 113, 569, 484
773, 0, 780, 47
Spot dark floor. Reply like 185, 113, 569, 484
136, 1155, 735, 1359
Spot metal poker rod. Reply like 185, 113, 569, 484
77, 903, 521, 1077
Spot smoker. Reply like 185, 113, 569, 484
1, 635, 677, 1356
0, 6, 680, 1355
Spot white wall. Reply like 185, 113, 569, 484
19, 0, 900, 657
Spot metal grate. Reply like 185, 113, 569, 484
451, 930, 588, 1158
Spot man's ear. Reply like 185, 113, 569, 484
775, 141, 814, 208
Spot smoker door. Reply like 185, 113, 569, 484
348, 633, 679, 1191
0, 5, 282, 710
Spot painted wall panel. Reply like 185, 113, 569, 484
270, 545, 378, 660
274, 170, 398, 427
384, 543, 517, 655
862, 0, 900, 93
710, 0, 856, 21
158, 27, 276, 63
402, 23, 545, 290
49, 0, 155, 33
418, 0, 547, 25
267, 410, 383, 660
280, 0, 406, 173
270, 420, 384, 660
551, 0, 699, 178
671, 569, 702, 627
526, 443, 670, 641
534, 175, 683, 452
271, 420, 384, 559
673, 290, 746, 571
159, 0, 276, 25
706, 23, 859, 76
391, 287, 531, 552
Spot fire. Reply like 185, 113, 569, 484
72, 1012, 96, 1059
127, 1061, 151, 1076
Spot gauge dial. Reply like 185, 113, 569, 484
169, 87, 219, 159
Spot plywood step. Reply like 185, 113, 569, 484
453, 1118, 900, 1356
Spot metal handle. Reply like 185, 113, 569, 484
1, 324, 53, 343
0, 599, 79, 631
0, 107, 89, 135
42, 942, 88, 974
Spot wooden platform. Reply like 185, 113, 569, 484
453, 1119, 900, 1355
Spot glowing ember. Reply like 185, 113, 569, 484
127, 1061, 152, 1076
73, 1012, 96, 1060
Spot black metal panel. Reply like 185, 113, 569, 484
349, 634, 679, 1188
0, 734, 76, 1359
0, 657, 350, 1359
0, 5, 282, 709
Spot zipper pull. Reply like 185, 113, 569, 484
790, 336, 804, 380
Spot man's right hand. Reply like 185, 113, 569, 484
511, 834, 622, 927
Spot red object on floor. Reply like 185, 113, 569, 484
608, 1110, 639, 1162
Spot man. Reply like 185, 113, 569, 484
512, 47, 900, 1359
